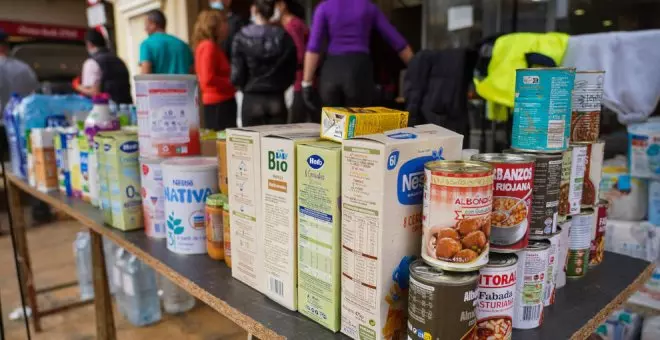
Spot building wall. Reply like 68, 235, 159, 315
0, 0, 87, 27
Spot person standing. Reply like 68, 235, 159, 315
210, 0, 246, 61
193, 9, 237, 131
231, 0, 297, 126
76, 29, 132, 104
302, 0, 414, 109
0, 29, 39, 115
139, 9, 194, 75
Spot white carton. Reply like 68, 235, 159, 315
340, 124, 463, 339
227, 123, 320, 291
260, 132, 319, 310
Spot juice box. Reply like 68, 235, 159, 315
78, 135, 99, 206
260, 132, 319, 310
31, 128, 58, 192
101, 131, 143, 231
297, 141, 342, 332
340, 124, 463, 339
226, 123, 319, 292
94, 133, 113, 225
54, 128, 76, 196
320, 107, 409, 142
68, 131, 82, 198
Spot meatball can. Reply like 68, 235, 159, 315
566, 209, 594, 278
578, 141, 605, 208
504, 150, 562, 236
571, 71, 605, 143
471, 153, 534, 252
589, 200, 609, 267
422, 160, 494, 272
513, 240, 550, 330
558, 145, 587, 219
476, 253, 517, 340
408, 259, 479, 340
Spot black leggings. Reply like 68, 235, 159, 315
319, 53, 374, 107
241, 93, 287, 127
203, 98, 237, 131
291, 90, 320, 123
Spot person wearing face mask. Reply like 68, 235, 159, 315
193, 9, 237, 131
231, 0, 297, 126
76, 29, 132, 104
210, 0, 246, 62
302, 0, 414, 110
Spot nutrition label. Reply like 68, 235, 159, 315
408, 277, 435, 323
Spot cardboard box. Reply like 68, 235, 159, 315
217, 131, 228, 195
297, 141, 342, 331
320, 107, 409, 142
94, 133, 113, 225
31, 128, 58, 192
340, 124, 463, 339
227, 123, 319, 291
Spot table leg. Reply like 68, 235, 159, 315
90, 230, 116, 340
7, 181, 41, 332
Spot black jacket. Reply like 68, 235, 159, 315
230, 24, 297, 94
91, 48, 132, 104
222, 12, 246, 61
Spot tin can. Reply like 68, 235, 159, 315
531, 230, 561, 306
559, 145, 587, 218
422, 160, 494, 271
163, 157, 218, 254
512, 68, 576, 153
134, 74, 201, 158
205, 193, 226, 260
567, 209, 594, 278
513, 240, 550, 330
139, 158, 166, 239
579, 141, 605, 207
476, 253, 517, 340
571, 71, 605, 143
504, 150, 562, 236
589, 200, 608, 267
408, 259, 479, 340
555, 219, 571, 289
471, 153, 534, 251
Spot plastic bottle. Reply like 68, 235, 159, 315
117, 104, 131, 127
3, 94, 23, 176
123, 255, 161, 326
102, 237, 117, 295
129, 105, 137, 125
83, 94, 119, 145
73, 232, 94, 300
157, 274, 196, 314
113, 248, 129, 316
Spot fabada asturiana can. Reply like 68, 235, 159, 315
163, 157, 218, 254
140, 157, 166, 238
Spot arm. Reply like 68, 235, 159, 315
281, 34, 298, 87
139, 41, 153, 74
230, 34, 247, 89
77, 59, 101, 96
195, 42, 215, 91
303, 3, 327, 84
373, 6, 413, 65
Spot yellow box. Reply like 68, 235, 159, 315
320, 107, 409, 142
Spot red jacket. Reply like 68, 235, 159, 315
195, 40, 235, 105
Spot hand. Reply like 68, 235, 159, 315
302, 82, 321, 113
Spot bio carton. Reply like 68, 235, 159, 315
340, 124, 463, 339
320, 107, 409, 142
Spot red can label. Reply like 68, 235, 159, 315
589, 203, 608, 266
490, 163, 535, 251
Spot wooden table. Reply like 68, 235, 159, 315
4, 171, 655, 340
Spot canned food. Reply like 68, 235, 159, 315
205, 193, 227, 261
512, 68, 576, 153
579, 141, 605, 207
422, 161, 494, 271
477, 253, 517, 340
567, 209, 594, 278
408, 259, 479, 340
559, 145, 587, 218
471, 153, 534, 251
589, 200, 608, 267
571, 71, 605, 143
513, 240, 550, 330
555, 219, 571, 289
504, 150, 562, 236
139, 157, 166, 238
531, 230, 561, 306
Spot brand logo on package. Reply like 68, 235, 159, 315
120, 141, 139, 153
387, 132, 417, 140
307, 155, 324, 169
268, 149, 288, 172
397, 155, 435, 205
523, 75, 540, 84
104, 144, 111, 152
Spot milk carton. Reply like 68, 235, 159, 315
101, 131, 143, 231
31, 128, 58, 192
54, 128, 76, 196
320, 107, 409, 142
260, 132, 319, 310
95, 133, 113, 225
340, 124, 463, 339
297, 141, 342, 332
78, 135, 99, 206
227, 123, 319, 292
68, 132, 83, 198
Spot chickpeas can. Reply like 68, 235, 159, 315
589, 200, 608, 267
579, 141, 605, 208
567, 209, 594, 278
471, 154, 534, 252
505, 150, 562, 236
512, 68, 576, 152
422, 161, 494, 272
558, 145, 587, 219
407, 259, 479, 340
513, 240, 550, 330
571, 71, 605, 143
476, 253, 517, 340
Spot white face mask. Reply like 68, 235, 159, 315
210, 1, 224, 10
270, 8, 281, 22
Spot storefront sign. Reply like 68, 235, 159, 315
0, 20, 85, 41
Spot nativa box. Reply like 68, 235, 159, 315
320, 107, 409, 142
340, 124, 463, 340
297, 141, 342, 332
226, 123, 319, 292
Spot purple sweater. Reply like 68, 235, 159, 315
307, 0, 407, 55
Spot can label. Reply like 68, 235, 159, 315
589, 204, 608, 266
526, 155, 562, 236
513, 245, 549, 329
571, 72, 605, 143
140, 161, 166, 238
512, 68, 575, 152
477, 266, 516, 339
489, 162, 534, 251
559, 146, 587, 217
567, 212, 594, 277
581, 142, 605, 207
543, 233, 560, 306
422, 168, 493, 271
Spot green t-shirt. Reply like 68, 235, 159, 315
139, 32, 194, 75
